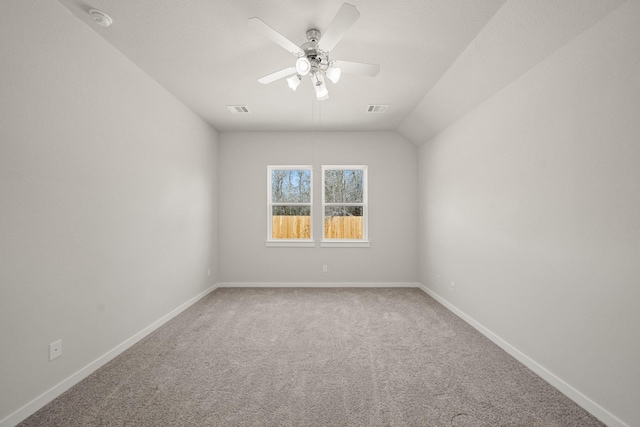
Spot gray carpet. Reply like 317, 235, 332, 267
20, 288, 604, 426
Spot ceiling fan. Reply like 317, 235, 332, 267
249, 3, 380, 101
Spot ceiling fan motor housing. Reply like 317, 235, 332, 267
301, 29, 329, 74
306, 29, 321, 42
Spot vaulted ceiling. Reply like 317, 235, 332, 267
56, 0, 625, 144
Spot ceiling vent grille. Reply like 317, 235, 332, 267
366, 104, 388, 113
227, 105, 251, 114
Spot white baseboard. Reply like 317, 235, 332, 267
9, 283, 622, 427
216, 282, 421, 288
417, 284, 628, 427
1, 284, 218, 427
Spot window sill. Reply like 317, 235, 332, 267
320, 240, 370, 248
266, 240, 316, 248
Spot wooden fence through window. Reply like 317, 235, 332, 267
272, 215, 363, 239
323, 216, 363, 239
272, 215, 311, 239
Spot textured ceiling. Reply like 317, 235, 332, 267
55, 0, 506, 133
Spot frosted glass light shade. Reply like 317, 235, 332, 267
326, 67, 341, 84
295, 57, 311, 76
286, 75, 301, 91
312, 73, 329, 101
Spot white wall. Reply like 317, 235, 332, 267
418, 2, 640, 426
218, 131, 418, 285
397, 0, 626, 146
0, 1, 218, 424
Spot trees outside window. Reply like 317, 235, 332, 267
266, 165, 368, 247
322, 166, 368, 242
267, 166, 312, 243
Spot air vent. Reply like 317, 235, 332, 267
227, 105, 251, 114
367, 104, 388, 113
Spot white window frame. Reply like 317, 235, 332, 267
321, 165, 370, 248
266, 165, 314, 247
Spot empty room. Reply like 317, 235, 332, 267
1, 0, 638, 426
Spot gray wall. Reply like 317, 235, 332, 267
2, 0, 638, 425
0, 2, 218, 422
218, 131, 418, 284
417, 2, 640, 426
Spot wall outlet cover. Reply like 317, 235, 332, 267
49, 339, 62, 361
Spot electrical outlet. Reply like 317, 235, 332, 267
207, 268, 211, 277
322, 265, 328, 273
450, 282, 456, 293
49, 339, 62, 361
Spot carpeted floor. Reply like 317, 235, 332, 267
19, 287, 604, 426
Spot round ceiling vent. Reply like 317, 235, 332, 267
89, 9, 113, 27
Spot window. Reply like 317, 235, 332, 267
267, 166, 314, 247
322, 165, 369, 247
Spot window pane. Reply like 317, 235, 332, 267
324, 206, 363, 217
272, 206, 311, 216
324, 206, 363, 239
272, 169, 311, 203
324, 169, 363, 203
272, 206, 311, 239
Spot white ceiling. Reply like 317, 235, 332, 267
55, 0, 626, 142
56, 0, 506, 133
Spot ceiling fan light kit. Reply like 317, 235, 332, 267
249, 3, 380, 101
295, 57, 311, 76
312, 73, 329, 101
286, 74, 302, 91
325, 66, 341, 84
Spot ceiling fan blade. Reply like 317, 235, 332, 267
248, 18, 304, 56
257, 66, 297, 84
332, 60, 380, 77
318, 3, 360, 53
